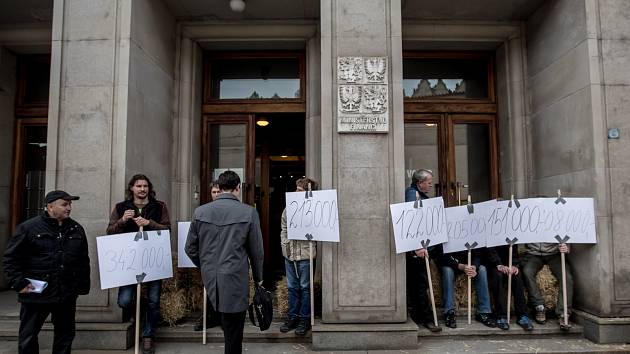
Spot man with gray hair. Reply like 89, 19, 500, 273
404, 169, 441, 332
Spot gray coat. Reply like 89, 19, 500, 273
185, 193, 264, 313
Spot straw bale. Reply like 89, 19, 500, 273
275, 277, 289, 317
160, 288, 188, 326
536, 265, 559, 310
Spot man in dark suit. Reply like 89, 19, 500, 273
185, 170, 264, 354
3, 190, 90, 354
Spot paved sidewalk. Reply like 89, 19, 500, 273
0, 338, 628, 354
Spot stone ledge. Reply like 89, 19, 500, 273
573, 309, 630, 344
418, 316, 583, 339
312, 320, 418, 350
0, 320, 132, 350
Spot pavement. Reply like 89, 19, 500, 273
1, 290, 629, 353
0, 338, 629, 354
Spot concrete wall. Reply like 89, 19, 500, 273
126, 0, 175, 201
596, 0, 630, 316
0, 47, 16, 289
526, 0, 630, 318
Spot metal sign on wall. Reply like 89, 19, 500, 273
337, 57, 388, 133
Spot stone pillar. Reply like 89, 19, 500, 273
315, 0, 415, 350
47, 0, 174, 348
48, 0, 133, 322
526, 0, 630, 343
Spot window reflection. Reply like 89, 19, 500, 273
210, 58, 301, 100
403, 58, 489, 99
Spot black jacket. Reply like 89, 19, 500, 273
3, 213, 90, 303
106, 198, 171, 234
483, 245, 520, 268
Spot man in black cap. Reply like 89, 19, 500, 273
3, 190, 91, 354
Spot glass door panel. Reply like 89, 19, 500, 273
404, 114, 443, 198
11, 119, 47, 230
203, 115, 254, 204
452, 123, 491, 204
447, 115, 497, 206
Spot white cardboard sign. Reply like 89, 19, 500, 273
286, 189, 340, 242
442, 200, 495, 254
177, 222, 196, 268
390, 197, 448, 254
485, 197, 597, 247
96, 230, 173, 289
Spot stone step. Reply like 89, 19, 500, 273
0, 316, 584, 351
417, 316, 583, 339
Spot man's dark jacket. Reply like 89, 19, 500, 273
107, 198, 170, 234
185, 193, 264, 313
3, 213, 90, 303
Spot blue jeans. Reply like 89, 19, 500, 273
118, 280, 162, 338
440, 265, 491, 314
285, 258, 311, 320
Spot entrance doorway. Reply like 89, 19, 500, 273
403, 51, 499, 206
201, 113, 305, 284
200, 50, 307, 284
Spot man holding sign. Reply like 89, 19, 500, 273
403, 169, 442, 332
107, 174, 171, 354
279, 178, 318, 336
3, 190, 90, 354
186, 170, 264, 354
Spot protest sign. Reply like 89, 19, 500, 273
442, 200, 496, 254
286, 189, 340, 242
97, 230, 173, 289
390, 196, 448, 254
177, 222, 196, 267
485, 197, 597, 247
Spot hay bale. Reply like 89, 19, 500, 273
160, 288, 188, 326
537, 265, 559, 310
275, 277, 289, 317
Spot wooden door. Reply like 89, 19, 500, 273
201, 114, 255, 205
10, 118, 48, 231
404, 114, 498, 207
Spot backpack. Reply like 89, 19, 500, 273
248, 285, 273, 331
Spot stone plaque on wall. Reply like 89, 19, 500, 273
337, 57, 388, 133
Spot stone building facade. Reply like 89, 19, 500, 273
0, 0, 629, 349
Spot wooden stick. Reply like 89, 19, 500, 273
424, 253, 438, 327
467, 249, 472, 325
310, 241, 314, 327
561, 251, 568, 326
135, 224, 143, 354
134, 283, 141, 354
507, 245, 513, 324
203, 287, 207, 344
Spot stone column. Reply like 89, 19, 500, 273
48, 0, 133, 322
47, 1, 174, 348
315, 0, 415, 350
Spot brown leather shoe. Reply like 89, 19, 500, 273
142, 337, 155, 354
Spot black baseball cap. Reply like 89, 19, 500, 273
44, 190, 80, 204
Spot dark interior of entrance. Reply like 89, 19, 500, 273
254, 113, 305, 288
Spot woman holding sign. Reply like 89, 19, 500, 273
279, 178, 318, 336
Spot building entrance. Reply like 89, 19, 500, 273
403, 52, 499, 206
200, 50, 307, 287
201, 113, 305, 285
